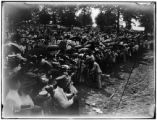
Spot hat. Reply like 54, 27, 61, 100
55, 75, 70, 88
72, 53, 79, 57
61, 65, 70, 70
55, 75, 67, 81
40, 74, 49, 83
79, 54, 84, 57
7, 54, 25, 69
38, 90, 51, 102
39, 90, 48, 96
16, 54, 27, 62
40, 59, 52, 69
86, 55, 95, 64
6, 42, 25, 54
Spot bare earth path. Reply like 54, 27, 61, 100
78, 50, 155, 118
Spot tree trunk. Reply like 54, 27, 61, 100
126, 20, 132, 30
117, 7, 120, 35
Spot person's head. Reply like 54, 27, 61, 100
55, 75, 68, 89
7, 56, 21, 71
40, 74, 49, 84
86, 56, 95, 68
7, 53, 27, 71
45, 81, 57, 95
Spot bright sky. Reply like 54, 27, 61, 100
131, 18, 145, 31
90, 8, 100, 27
75, 9, 82, 16
75, 7, 100, 27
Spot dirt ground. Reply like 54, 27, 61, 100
78, 50, 155, 118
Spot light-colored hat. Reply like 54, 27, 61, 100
38, 90, 50, 98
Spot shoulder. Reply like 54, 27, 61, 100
54, 87, 63, 97
94, 62, 102, 73
94, 62, 99, 66
6, 90, 19, 101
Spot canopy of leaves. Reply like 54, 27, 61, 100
59, 7, 77, 27
96, 10, 116, 30
39, 7, 51, 25
4, 3, 155, 34
120, 6, 137, 29
137, 4, 154, 33
74, 6, 92, 27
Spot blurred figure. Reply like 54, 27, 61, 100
45, 80, 78, 115
3, 68, 42, 117
85, 55, 102, 89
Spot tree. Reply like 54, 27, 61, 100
60, 6, 77, 27
138, 4, 154, 33
120, 3, 155, 34
39, 7, 51, 25
76, 6, 92, 27
96, 7, 116, 31
120, 5, 138, 30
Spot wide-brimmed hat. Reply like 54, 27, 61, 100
85, 55, 95, 64
61, 65, 70, 70
5, 42, 25, 55
38, 90, 50, 98
7, 54, 27, 69
55, 75, 67, 81
55, 75, 70, 88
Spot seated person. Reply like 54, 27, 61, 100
45, 80, 78, 115
55, 73, 78, 95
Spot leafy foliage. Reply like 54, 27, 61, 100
5, 3, 155, 33
74, 7, 92, 27
137, 4, 154, 33
39, 7, 51, 25
59, 7, 77, 27
96, 9, 117, 30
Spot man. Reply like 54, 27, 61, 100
45, 80, 78, 115
55, 70, 78, 95
3, 57, 42, 117
85, 55, 102, 89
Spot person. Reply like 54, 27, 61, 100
55, 65, 78, 95
3, 56, 42, 117
45, 80, 78, 115
85, 55, 102, 89
3, 72, 42, 117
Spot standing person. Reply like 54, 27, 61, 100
85, 56, 102, 89
3, 55, 42, 117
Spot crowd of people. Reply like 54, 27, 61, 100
3, 20, 153, 116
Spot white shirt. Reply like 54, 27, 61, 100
53, 86, 73, 109
3, 89, 34, 117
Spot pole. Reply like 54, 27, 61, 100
117, 6, 120, 36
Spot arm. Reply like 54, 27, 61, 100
97, 73, 102, 89
95, 63, 102, 89
65, 93, 75, 100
